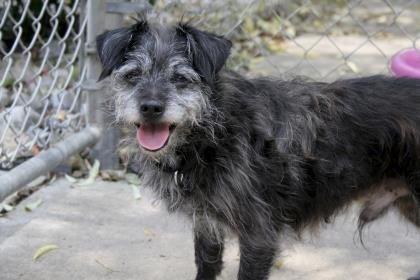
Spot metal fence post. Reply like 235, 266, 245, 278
85, 0, 123, 170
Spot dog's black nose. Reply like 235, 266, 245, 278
140, 100, 164, 119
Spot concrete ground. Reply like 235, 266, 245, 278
0, 178, 419, 280
252, 35, 415, 80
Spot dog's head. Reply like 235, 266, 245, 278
96, 20, 231, 161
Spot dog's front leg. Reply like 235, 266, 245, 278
194, 225, 225, 280
408, 271, 420, 280
237, 234, 277, 280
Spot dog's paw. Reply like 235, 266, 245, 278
407, 271, 420, 280
195, 274, 216, 280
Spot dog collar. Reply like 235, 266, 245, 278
173, 170, 184, 188
153, 160, 192, 193
172, 169, 193, 195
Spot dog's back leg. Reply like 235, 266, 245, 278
394, 195, 420, 228
394, 195, 420, 280
237, 232, 278, 280
408, 272, 420, 280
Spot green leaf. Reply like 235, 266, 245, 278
74, 159, 100, 187
33, 244, 58, 261
346, 61, 359, 73
65, 174, 78, 183
131, 185, 142, 200
25, 199, 43, 212
2, 77, 15, 88
125, 173, 141, 185
0, 203, 14, 212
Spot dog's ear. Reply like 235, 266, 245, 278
96, 22, 147, 81
177, 24, 232, 85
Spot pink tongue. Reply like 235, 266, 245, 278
137, 123, 170, 151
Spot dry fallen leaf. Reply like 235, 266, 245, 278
143, 228, 156, 237
31, 144, 41, 156
273, 260, 284, 269
100, 169, 126, 181
33, 244, 58, 261
56, 110, 67, 121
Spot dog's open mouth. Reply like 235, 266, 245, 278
136, 123, 176, 152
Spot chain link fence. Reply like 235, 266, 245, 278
244, 0, 420, 80
151, 0, 420, 80
0, 0, 106, 201
0, 0, 89, 170
0, 0, 419, 199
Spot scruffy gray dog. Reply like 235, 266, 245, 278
96, 18, 420, 280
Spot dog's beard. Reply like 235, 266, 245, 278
117, 104, 224, 176
111, 84, 218, 168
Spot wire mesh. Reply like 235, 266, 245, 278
151, 0, 420, 80
0, 0, 87, 169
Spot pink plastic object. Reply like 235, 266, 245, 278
390, 48, 420, 78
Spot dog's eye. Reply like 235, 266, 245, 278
171, 74, 189, 86
124, 71, 140, 83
